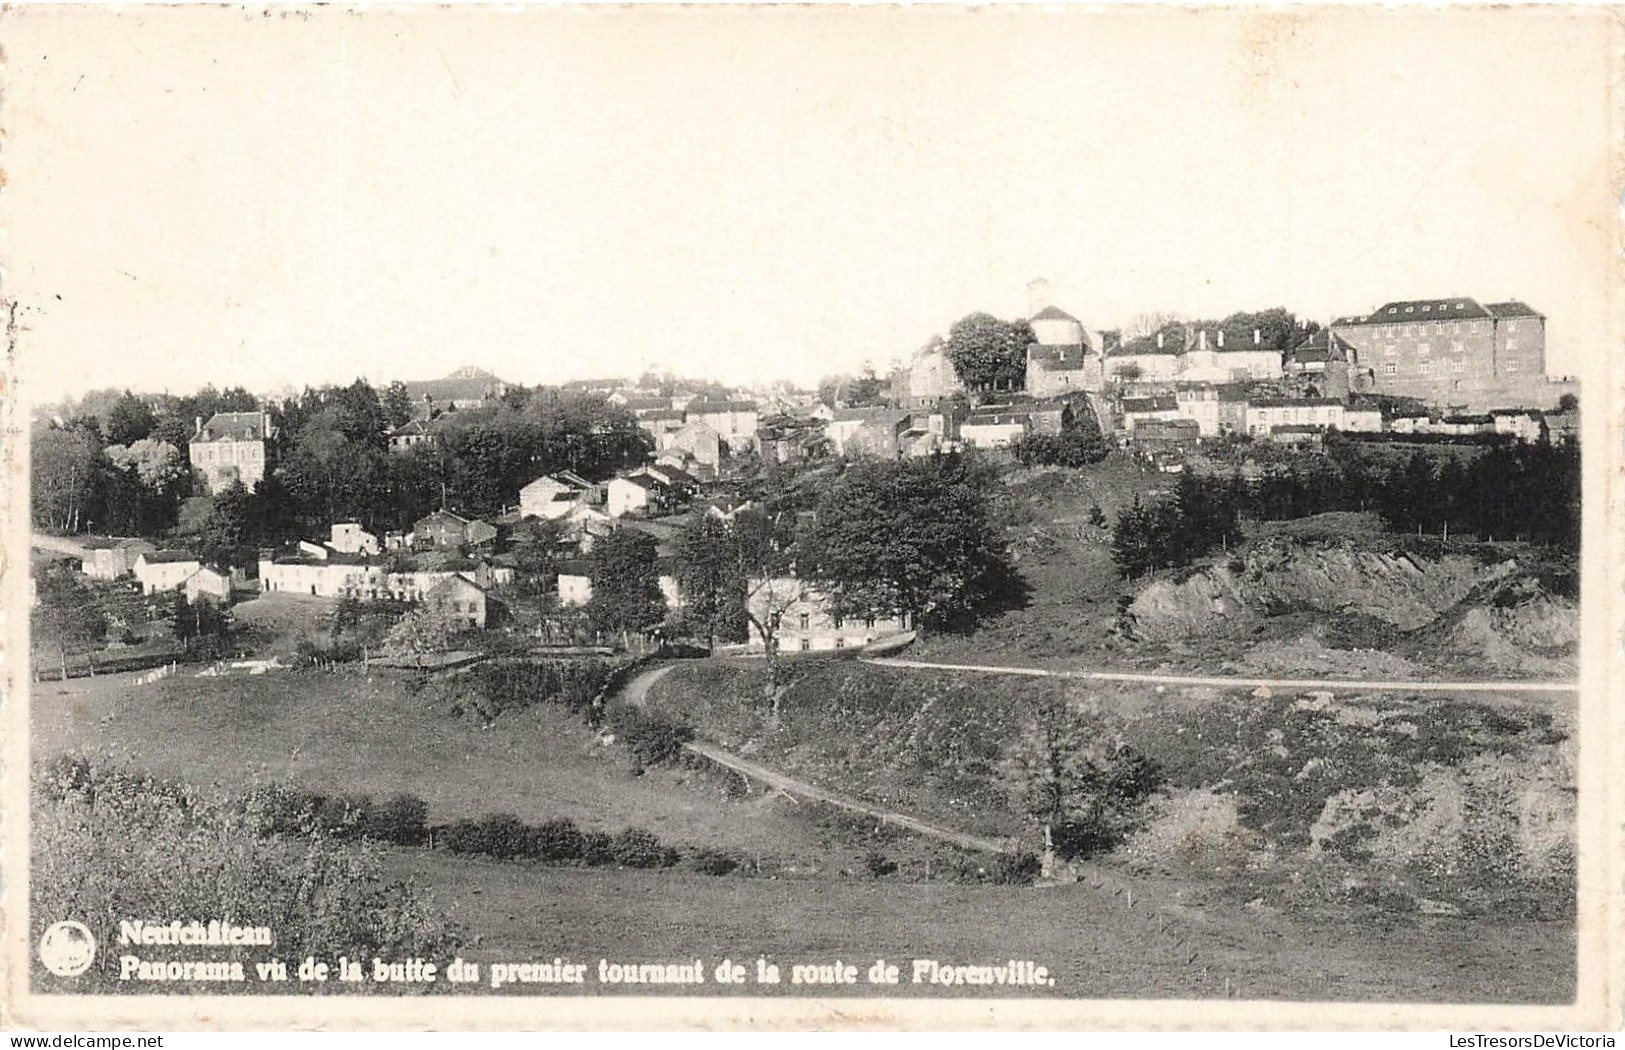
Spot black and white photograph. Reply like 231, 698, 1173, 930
2, 4, 1617, 1032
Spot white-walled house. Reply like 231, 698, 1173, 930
520, 475, 587, 520
744, 577, 911, 653
183, 566, 232, 604
329, 522, 380, 555
134, 551, 203, 595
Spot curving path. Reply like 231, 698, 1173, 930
860, 656, 1578, 694
615, 664, 1009, 854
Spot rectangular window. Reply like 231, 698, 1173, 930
1451, 360, 1465, 373
1506, 339, 1519, 351
1417, 342, 1429, 355
1505, 360, 1520, 372
799, 638, 811, 652
1451, 341, 1465, 353
799, 613, 810, 630
1417, 362, 1432, 375
834, 637, 845, 649
832, 615, 843, 630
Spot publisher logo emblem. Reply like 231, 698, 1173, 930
39, 921, 96, 977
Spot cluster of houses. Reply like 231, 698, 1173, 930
887, 279, 1576, 451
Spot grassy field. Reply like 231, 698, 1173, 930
30, 667, 834, 859
385, 848, 1574, 1002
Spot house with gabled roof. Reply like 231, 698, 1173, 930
189, 411, 275, 493
134, 550, 203, 595
1328, 296, 1552, 410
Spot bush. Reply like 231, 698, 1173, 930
456, 658, 622, 723
32, 758, 462, 993
369, 794, 430, 846
532, 818, 585, 862
610, 827, 667, 868
688, 847, 745, 876
605, 704, 695, 768
478, 812, 533, 859
580, 830, 615, 866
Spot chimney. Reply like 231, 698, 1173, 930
1217, 330, 1225, 349
194, 416, 203, 438
1254, 328, 1262, 346
1156, 332, 1164, 349
1199, 330, 1208, 351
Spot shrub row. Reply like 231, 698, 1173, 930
239, 784, 431, 846
433, 813, 679, 869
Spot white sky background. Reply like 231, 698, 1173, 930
2, 6, 1614, 403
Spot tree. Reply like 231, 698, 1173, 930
32, 424, 105, 533
585, 529, 664, 642
104, 438, 187, 495
197, 480, 252, 569
511, 518, 565, 599
1556, 392, 1579, 414
795, 454, 1016, 629
943, 313, 1035, 390
103, 392, 157, 446
383, 604, 461, 670
675, 512, 746, 650
32, 568, 107, 679
381, 381, 416, 428
1016, 694, 1162, 868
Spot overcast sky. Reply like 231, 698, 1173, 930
4, 6, 1613, 404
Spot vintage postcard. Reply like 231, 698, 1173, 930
1, 3, 1620, 1033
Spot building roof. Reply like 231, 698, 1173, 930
832, 406, 910, 425
964, 409, 1030, 426
416, 509, 472, 527
390, 419, 430, 438
140, 550, 201, 565
426, 574, 486, 598
195, 412, 269, 442
1113, 330, 1187, 357
688, 400, 758, 414
400, 366, 508, 403
1122, 396, 1179, 413
556, 559, 594, 576
1250, 398, 1344, 409
1030, 304, 1081, 324
1332, 297, 1492, 326
613, 473, 663, 492
1485, 301, 1544, 320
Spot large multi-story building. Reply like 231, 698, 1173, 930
189, 412, 274, 493
1328, 297, 1551, 410
1024, 278, 1108, 398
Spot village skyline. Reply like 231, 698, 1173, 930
5, 7, 1609, 404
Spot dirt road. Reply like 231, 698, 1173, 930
863, 656, 1578, 694
615, 664, 1009, 853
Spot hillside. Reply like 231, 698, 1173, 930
646, 659, 1574, 921
912, 460, 1578, 681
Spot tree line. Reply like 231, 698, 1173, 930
32, 379, 652, 564
1110, 438, 1580, 577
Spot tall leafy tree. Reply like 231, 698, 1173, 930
675, 512, 747, 650
103, 392, 157, 446
795, 454, 1015, 628
586, 529, 664, 640
32, 424, 105, 533
943, 312, 1036, 390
